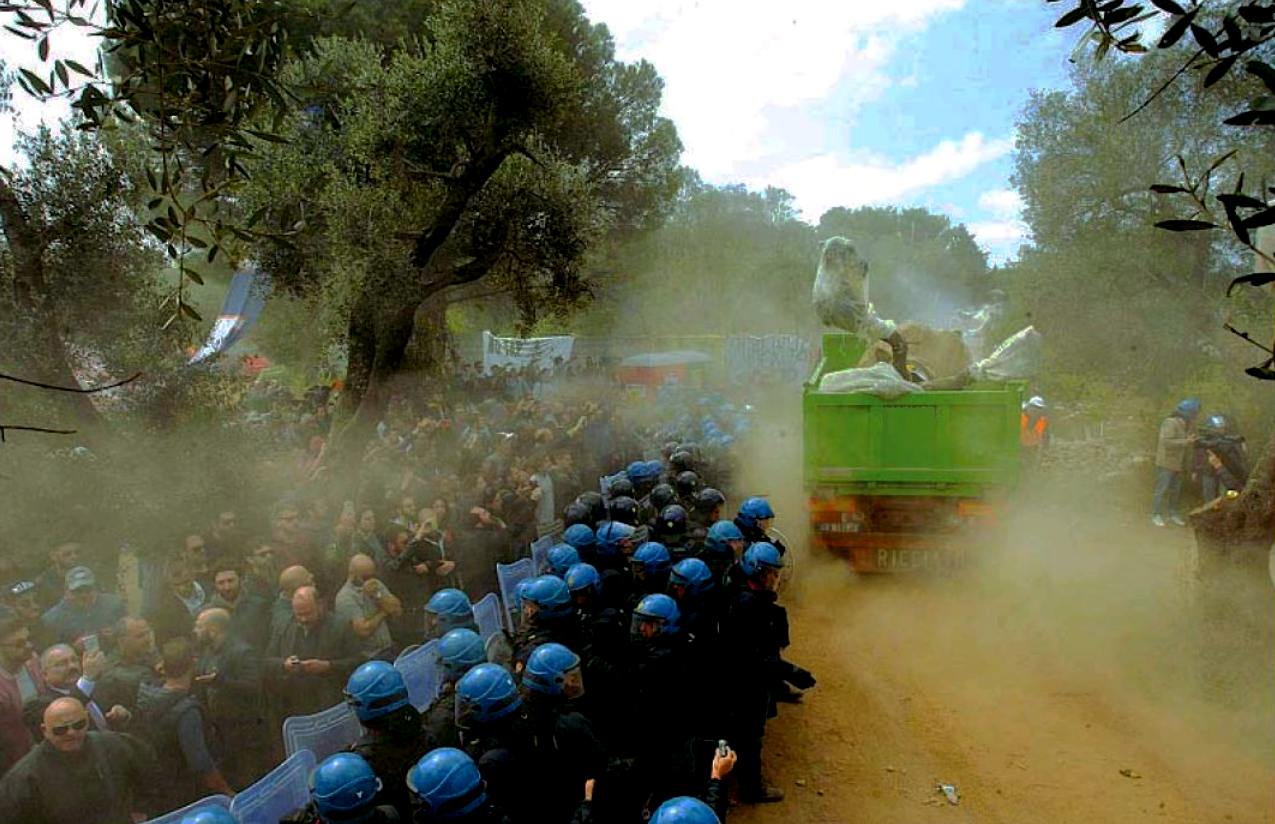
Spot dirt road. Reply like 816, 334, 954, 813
731, 502, 1275, 824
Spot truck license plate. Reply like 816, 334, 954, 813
874, 548, 965, 572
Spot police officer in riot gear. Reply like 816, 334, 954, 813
407, 747, 512, 823
345, 661, 429, 816
521, 643, 606, 822
453, 664, 535, 822
423, 628, 488, 751
723, 544, 814, 804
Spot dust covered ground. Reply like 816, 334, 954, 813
730, 403, 1275, 824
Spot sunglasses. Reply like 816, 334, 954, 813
51, 718, 88, 736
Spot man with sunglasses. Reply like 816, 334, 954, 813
0, 696, 154, 824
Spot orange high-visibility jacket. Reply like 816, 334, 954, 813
1020, 413, 1048, 447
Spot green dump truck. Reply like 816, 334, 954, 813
803, 334, 1023, 572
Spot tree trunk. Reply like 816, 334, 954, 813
405, 293, 452, 378
330, 298, 421, 486
0, 176, 103, 431
330, 143, 513, 486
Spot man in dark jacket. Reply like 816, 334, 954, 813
0, 697, 155, 824
144, 557, 206, 645
194, 607, 267, 788
207, 558, 270, 651
135, 637, 233, 811
93, 616, 158, 714
264, 586, 363, 719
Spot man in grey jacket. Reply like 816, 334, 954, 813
1152, 397, 1200, 527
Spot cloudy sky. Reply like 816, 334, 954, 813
580, 0, 1076, 261
1, 1, 1076, 263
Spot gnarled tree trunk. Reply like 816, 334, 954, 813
0, 175, 103, 432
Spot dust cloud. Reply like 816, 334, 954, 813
732, 393, 1275, 823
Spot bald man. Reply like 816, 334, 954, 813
333, 554, 402, 659
194, 608, 266, 787
264, 586, 362, 719
269, 564, 316, 643
0, 697, 154, 824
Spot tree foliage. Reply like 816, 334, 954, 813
236, 0, 681, 462
1050, 0, 1275, 380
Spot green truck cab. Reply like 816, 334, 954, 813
803, 334, 1023, 572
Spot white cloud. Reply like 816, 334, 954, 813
582, 0, 965, 178
977, 188, 1023, 218
971, 187, 1028, 262
754, 131, 1013, 221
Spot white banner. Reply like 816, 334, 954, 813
482, 330, 574, 374
724, 334, 813, 382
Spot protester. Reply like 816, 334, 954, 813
136, 637, 234, 809
194, 607, 268, 787
94, 616, 158, 713
265, 586, 363, 719
333, 555, 402, 660
40, 567, 126, 646
0, 616, 43, 774
0, 697, 155, 824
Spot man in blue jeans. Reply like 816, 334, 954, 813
1152, 398, 1200, 527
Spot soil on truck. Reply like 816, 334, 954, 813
803, 333, 1022, 572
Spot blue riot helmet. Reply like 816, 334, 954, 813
455, 664, 522, 728
595, 520, 636, 557
736, 497, 775, 530
563, 523, 597, 551
309, 753, 383, 824
642, 460, 665, 479
626, 460, 647, 479
669, 558, 714, 598
650, 483, 678, 513
343, 661, 410, 723
407, 748, 487, 821
546, 544, 581, 577
632, 542, 671, 579
608, 496, 640, 526
1203, 414, 1227, 433
741, 542, 784, 581
180, 810, 238, 824
564, 563, 601, 602
522, 642, 585, 699
1176, 397, 1201, 418
705, 520, 744, 552
438, 628, 487, 680
425, 589, 475, 635
520, 575, 573, 620
650, 796, 721, 824
631, 593, 680, 640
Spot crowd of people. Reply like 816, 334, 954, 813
0, 364, 811, 824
